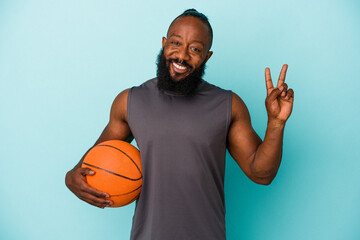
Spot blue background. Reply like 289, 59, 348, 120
1, 0, 359, 239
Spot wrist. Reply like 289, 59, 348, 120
267, 118, 286, 129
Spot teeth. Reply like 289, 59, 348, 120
173, 62, 187, 70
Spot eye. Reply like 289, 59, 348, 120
191, 47, 201, 53
171, 41, 180, 46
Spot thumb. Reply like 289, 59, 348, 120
80, 167, 95, 176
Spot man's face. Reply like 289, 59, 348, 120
161, 16, 213, 82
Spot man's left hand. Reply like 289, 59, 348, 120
265, 64, 294, 124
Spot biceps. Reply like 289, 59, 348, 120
95, 120, 133, 145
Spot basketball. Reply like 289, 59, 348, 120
81, 140, 142, 207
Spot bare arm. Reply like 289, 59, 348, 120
227, 65, 294, 185
65, 89, 133, 208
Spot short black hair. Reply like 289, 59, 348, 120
169, 9, 213, 50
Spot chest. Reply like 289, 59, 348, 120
129, 93, 229, 148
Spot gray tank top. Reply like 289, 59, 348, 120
127, 78, 232, 240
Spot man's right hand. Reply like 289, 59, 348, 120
65, 167, 113, 209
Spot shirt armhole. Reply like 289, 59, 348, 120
127, 87, 134, 127
225, 90, 232, 133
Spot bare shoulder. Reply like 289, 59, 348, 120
110, 88, 131, 123
95, 88, 133, 144
231, 92, 251, 123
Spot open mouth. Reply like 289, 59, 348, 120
171, 61, 190, 74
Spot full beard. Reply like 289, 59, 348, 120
156, 49, 206, 96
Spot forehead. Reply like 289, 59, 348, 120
167, 16, 211, 47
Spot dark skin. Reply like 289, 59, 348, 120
65, 16, 294, 208
162, 16, 213, 81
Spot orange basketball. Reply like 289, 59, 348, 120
81, 140, 142, 207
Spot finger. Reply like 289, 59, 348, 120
86, 197, 110, 209
84, 197, 111, 209
76, 168, 110, 198
277, 64, 288, 88
279, 83, 288, 97
284, 89, 294, 101
84, 197, 105, 208
79, 167, 95, 176
80, 180, 110, 199
265, 67, 274, 94
79, 190, 112, 206
78, 192, 103, 207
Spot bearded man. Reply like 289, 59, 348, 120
65, 9, 294, 240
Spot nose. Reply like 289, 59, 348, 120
176, 46, 190, 62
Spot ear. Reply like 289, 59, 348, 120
162, 37, 167, 49
204, 51, 213, 63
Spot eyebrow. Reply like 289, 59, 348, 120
169, 34, 205, 47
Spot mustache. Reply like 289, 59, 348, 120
167, 58, 193, 70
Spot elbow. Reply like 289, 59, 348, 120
249, 163, 278, 185
251, 177, 274, 186
250, 170, 277, 185
254, 177, 274, 185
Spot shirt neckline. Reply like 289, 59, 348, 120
161, 80, 207, 97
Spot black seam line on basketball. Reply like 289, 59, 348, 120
126, 193, 141, 205
111, 185, 142, 197
82, 162, 142, 181
96, 144, 143, 177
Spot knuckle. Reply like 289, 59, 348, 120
78, 191, 85, 198
79, 185, 87, 194
95, 201, 104, 207
94, 192, 102, 198
270, 89, 278, 96
78, 194, 85, 201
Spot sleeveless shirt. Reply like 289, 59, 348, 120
127, 78, 232, 240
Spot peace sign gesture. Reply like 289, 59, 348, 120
265, 64, 294, 124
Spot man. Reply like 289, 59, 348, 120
65, 9, 294, 240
